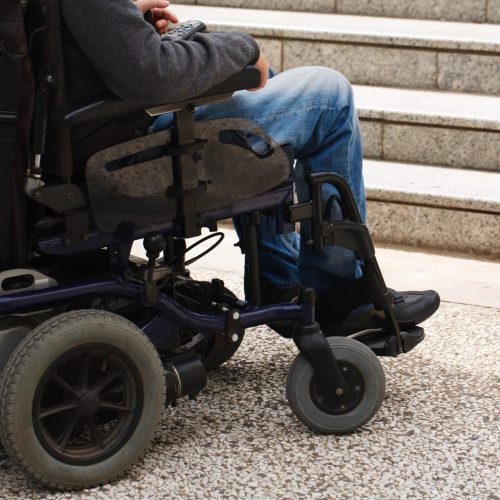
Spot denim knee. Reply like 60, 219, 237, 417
297, 66, 354, 111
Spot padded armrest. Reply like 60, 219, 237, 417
51, 66, 261, 127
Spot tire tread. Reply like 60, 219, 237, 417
0, 310, 165, 490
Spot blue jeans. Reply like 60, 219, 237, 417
151, 66, 365, 295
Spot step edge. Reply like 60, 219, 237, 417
175, 6, 500, 53
365, 186, 500, 214
358, 110, 500, 132
207, 21, 500, 53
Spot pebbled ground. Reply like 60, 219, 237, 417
0, 268, 498, 499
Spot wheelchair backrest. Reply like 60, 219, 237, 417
1, 0, 292, 260
0, 0, 34, 271
0, 0, 71, 271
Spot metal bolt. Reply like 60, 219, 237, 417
341, 404, 346, 409
34, 192, 42, 199
67, 192, 74, 199
232, 311, 240, 320
336, 388, 344, 396
306, 239, 314, 247
355, 386, 361, 392
231, 333, 239, 342
342, 366, 348, 372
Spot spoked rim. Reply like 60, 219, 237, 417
309, 361, 365, 415
32, 343, 143, 465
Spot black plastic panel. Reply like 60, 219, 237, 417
85, 119, 291, 233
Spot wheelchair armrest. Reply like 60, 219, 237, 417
51, 66, 261, 127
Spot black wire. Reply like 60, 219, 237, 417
184, 231, 225, 266
156, 231, 225, 290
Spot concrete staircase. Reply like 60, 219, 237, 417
178, 0, 500, 23
174, 3, 500, 258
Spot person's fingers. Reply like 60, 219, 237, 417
155, 19, 169, 34
134, 0, 169, 14
152, 6, 179, 24
155, 19, 168, 29
249, 53, 269, 91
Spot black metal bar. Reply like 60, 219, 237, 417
307, 172, 363, 223
170, 107, 201, 238
294, 328, 348, 395
300, 287, 316, 325
293, 289, 348, 396
246, 212, 261, 304
311, 180, 324, 251
305, 172, 402, 353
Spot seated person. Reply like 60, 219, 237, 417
58, 0, 439, 334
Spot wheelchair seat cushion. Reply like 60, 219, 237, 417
86, 118, 292, 232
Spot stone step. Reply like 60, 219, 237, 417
352, 85, 500, 172
174, 5, 500, 95
211, 160, 499, 256
363, 160, 500, 257
175, 0, 500, 24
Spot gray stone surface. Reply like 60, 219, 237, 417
176, 5, 500, 53
380, 123, 500, 172
174, 5, 500, 94
255, 37, 282, 72
438, 53, 500, 94
353, 85, 500, 132
283, 41, 437, 90
336, 0, 486, 22
363, 160, 500, 214
360, 121, 383, 158
176, 0, 491, 23
367, 201, 500, 257
487, 0, 500, 22
189, 0, 335, 12
0, 267, 498, 497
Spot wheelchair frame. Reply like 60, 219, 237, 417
0, 0, 425, 489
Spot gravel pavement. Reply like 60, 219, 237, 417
0, 268, 498, 499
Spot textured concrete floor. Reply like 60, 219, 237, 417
0, 268, 498, 499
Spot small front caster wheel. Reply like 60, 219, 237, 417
286, 337, 385, 434
0, 310, 165, 490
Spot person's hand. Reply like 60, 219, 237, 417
249, 53, 269, 91
135, 0, 179, 34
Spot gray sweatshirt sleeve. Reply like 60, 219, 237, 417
59, 0, 260, 104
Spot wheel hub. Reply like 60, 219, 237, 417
310, 361, 365, 415
78, 392, 101, 418
33, 343, 143, 466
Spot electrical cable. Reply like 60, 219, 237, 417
156, 231, 225, 290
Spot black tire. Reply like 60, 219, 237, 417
0, 310, 165, 490
286, 337, 385, 434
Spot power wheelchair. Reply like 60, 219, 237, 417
0, 0, 426, 489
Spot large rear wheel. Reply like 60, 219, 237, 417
0, 310, 165, 490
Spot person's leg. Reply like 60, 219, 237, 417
151, 66, 363, 293
150, 66, 440, 328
